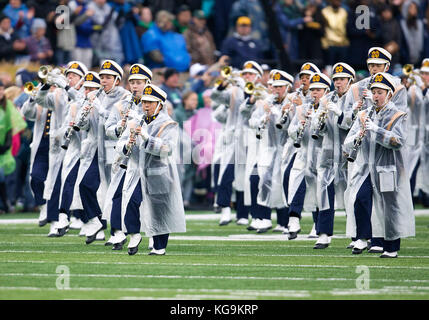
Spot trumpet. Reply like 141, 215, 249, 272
119, 112, 147, 170
402, 64, 420, 85
311, 90, 337, 140
244, 82, 268, 100
117, 92, 138, 138
214, 66, 240, 89
73, 87, 104, 132
347, 104, 375, 162
294, 98, 314, 148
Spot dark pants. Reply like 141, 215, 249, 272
282, 153, 296, 227
46, 165, 62, 222
276, 207, 288, 227
314, 181, 335, 236
153, 233, 169, 250
124, 181, 143, 234
110, 174, 125, 235
250, 168, 271, 220
212, 163, 220, 194
289, 178, 306, 219
354, 174, 383, 247
60, 160, 80, 217
79, 152, 102, 220
30, 136, 49, 206
383, 238, 400, 252
410, 159, 420, 196
235, 190, 250, 220
216, 164, 234, 208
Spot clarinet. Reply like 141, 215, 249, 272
61, 96, 90, 150
353, 75, 374, 119
256, 94, 276, 139
276, 85, 303, 129
119, 112, 147, 170
73, 87, 104, 132
116, 92, 137, 138
311, 90, 337, 140
294, 98, 314, 148
347, 104, 375, 162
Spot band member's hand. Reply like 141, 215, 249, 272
263, 103, 270, 113
365, 118, 377, 132
326, 102, 342, 116
282, 104, 291, 112
292, 96, 302, 106
353, 100, 363, 111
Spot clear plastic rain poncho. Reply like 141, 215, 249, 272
70, 94, 104, 211
343, 101, 415, 240
288, 99, 324, 212
117, 103, 186, 237
248, 95, 288, 209
404, 84, 425, 193
34, 87, 71, 201
309, 90, 347, 211
416, 90, 429, 195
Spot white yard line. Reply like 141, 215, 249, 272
1, 249, 429, 259
2, 272, 429, 283
3, 259, 429, 270
1, 209, 429, 225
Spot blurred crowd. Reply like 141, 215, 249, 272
1, 0, 429, 212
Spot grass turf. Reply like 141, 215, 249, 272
0, 211, 428, 300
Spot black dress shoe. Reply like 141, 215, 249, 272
104, 241, 113, 246
346, 244, 354, 249
128, 238, 142, 256
57, 227, 68, 237
288, 231, 299, 240
247, 225, 257, 231
352, 247, 367, 254
380, 253, 398, 258
85, 227, 104, 245
219, 219, 231, 226
256, 227, 271, 234
39, 219, 48, 227
112, 238, 127, 250
313, 243, 329, 249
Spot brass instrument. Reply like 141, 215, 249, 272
402, 64, 420, 85
244, 82, 269, 101
117, 92, 138, 138
294, 98, 315, 148
311, 90, 337, 140
347, 104, 375, 162
73, 87, 104, 132
37, 65, 53, 82
119, 111, 147, 170
214, 66, 239, 89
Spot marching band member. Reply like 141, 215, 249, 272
248, 70, 294, 233
72, 59, 129, 244
407, 59, 428, 203
117, 84, 186, 255
243, 69, 276, 231
308, 63, 355, 249
343, 47, 407, 129
210, 61, 262, 227
103, 64, 152, 249
285, 63, 320, 240
33, 61, 87, 236
343, 47, 398, 252
343, 73, 415, 258
56, 72, 100, 237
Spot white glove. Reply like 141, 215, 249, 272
51, 74, 68, 89
362, 89, 372, 100
414, 74, 424, 88
140, 126, 149, 142
326, 102, 342, 116
365, 118, 378, 132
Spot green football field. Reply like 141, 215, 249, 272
0, 210, 428, 300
